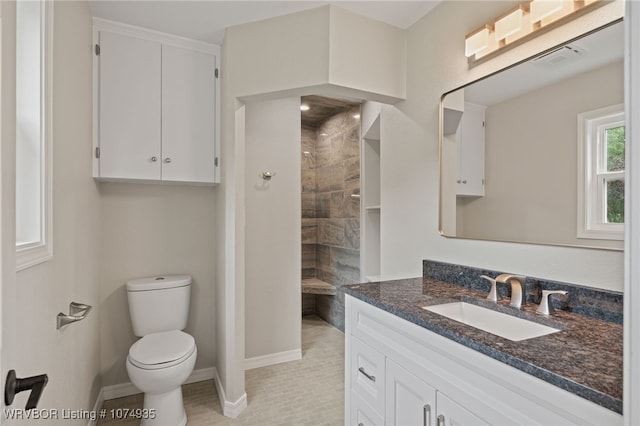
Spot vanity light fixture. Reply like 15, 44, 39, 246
494, 4, 528, 41
465, 0, 607, 65
465, 25, 492, 57
300, 104, 310, 111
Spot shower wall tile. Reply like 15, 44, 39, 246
301, 193, 316, 218
302, 268, 316, 280
302, 126, 316, 155
316, 133, 332, 168
302, 168, 315, 193
344, 157, 360, 184
318, 219, 345, 246
343, 219, 360, 250
316, 193, 331, 218
316, 163, 344, 192
302, 293, 316, 316
316, 267, 336, 287
330, 191, 359, 219
302, 235, 317, 280
331, 247, 360, 285
301, 218, 317, 244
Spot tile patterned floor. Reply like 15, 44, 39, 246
98, 316, 345, 425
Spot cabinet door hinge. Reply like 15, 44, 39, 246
95, 44, 100, 56
214, 157, 219, 167
95, 147, 100, 159
215, 68, 219, 78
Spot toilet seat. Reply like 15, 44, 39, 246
128, 330, 196, 370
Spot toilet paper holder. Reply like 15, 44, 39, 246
57, 302, 92, 330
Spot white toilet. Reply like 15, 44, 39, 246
126, 275, 197, 426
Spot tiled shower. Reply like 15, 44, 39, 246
301, 96, 362, 331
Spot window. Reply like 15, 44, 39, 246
577, 104, 625, 240
16, 0, 52, 270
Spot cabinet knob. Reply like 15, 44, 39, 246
456, 180, 461, 184
150, 156, 158, 162
164, 157, 172, 164
462, 180, 467, 184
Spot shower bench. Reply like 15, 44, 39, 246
301, 278, 337, 295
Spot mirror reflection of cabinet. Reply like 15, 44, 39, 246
457, 103, 485, 197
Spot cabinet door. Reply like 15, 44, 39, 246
385, 359, 436, 426
351, 336, 385, 412
98, 31, 161, 180
161, 45, 216, 183
351, 392, 384, 426
436, 392, 489, 426
457, 103, 485, 197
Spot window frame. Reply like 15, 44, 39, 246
577, 103, 625, 241
16, 0, 53, 271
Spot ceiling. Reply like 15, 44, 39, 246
301, 95, 360, 127
88, 1, 441, 45
464, 21, 624, 106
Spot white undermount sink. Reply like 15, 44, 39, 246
423, 302, 561, 342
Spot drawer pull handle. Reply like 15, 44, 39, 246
358, 367, 376, 382
437, 414, 445, 426
424, 404, 431, 426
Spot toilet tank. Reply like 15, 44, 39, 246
126, 275, 192, 336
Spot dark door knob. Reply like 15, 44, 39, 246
4, 370, 48, 410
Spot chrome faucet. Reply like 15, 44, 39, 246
536, 290, 568, 315
480, 275, 500, 302
496, 274, 527, 308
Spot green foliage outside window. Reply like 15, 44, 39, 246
606, 126, 625, 223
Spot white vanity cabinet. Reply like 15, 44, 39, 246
93, 20, 220, 184
457, 102, 485, 197
345, 295, 622, 426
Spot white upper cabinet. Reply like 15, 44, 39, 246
161, 45, 216, 183
93, 19, 220, 185
97, 31, 162, 181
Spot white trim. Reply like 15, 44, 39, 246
15, 0, 53, 271
244, 348, 302, 370
92, 18, 219, 55
86, 387, 105, 426
577, 103, 625, 241
624, 1, 640, 425
100, 367, 216, 401
213, 368, 247, 418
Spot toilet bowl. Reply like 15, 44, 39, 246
125, 275, 197, 426
126, 331, 197, 426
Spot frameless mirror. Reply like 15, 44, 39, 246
439, 20, 624, 250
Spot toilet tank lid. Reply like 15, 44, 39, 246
126, 275, 192, 292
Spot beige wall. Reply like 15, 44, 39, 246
8, 2, 101, 422
98, 183, 216, 387
378, 0, 624, 290
328, 6, 405, 100
459, 61, 623, 248
244, 98, 301, 361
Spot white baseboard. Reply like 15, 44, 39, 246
92, 366, 249, 420
100, 367, 216, 401
244, 348, 302, 370
212, 368, 247, 418
87, 387, 105, 426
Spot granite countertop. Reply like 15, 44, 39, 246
342, 277, 623, 414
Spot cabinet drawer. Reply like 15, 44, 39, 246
351, 335, 385, 412
350, 391, 384, 426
